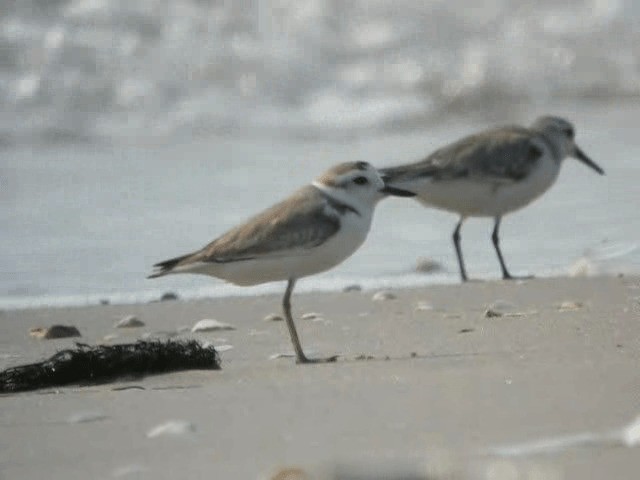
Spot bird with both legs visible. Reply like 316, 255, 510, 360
380, 116, 605, 282
148, 161, 414, 364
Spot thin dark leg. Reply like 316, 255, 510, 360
492, 216, 514, 280
282, 278, 337, 365
453, 217, 468, 282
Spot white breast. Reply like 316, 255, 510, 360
412, 148, 562, 218
190, 208, 373, 286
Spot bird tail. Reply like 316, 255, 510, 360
147, 253, 194, 279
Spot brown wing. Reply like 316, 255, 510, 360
381, 126, 543, 185
185, 186, 340, 265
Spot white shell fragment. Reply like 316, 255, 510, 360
558, 301, 584, 312
114, 315, 145, 328
146, 420, 195, 438
191, 319, 235, 332
414, 301, 433, 312
269, 352, 296, 360
112, 464, 149, 477
301, 312, 321, 320
215, 344, 234, 352
372, 290, 396, 301
622, 415, 640, 447
263, 313, 284, 322
488, 300, 518, 314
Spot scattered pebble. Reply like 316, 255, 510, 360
160, 291, 179, 302
114, 315, 145, 328
29, 325, 81, 339
415, 257, 443, 274
263, 313, 284, 322
414, 301, 433, 312
301, 312, 321, 321
558, 301, 584, 312
410, 352, 418, 358
191, 319, 235, 332
354, 354, 375, 361
146, 420, 195, 438
99, 298, 110, 305
269, 467, 310, 480
67, 411, 108, 424
458, 328, 474, 333
484, 309, 503, 318
372, 290, 396, 301
343, 284, 362, 292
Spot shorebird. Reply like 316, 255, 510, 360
148, 161, 414, 364
380, 116, 604, 281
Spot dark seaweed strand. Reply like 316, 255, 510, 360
0, 340, 220, 393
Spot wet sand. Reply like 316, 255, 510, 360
1, 276, 639, 479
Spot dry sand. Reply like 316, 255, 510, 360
1, 276, 640, 479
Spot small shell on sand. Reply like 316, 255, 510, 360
102, 333, 119, 342
558, 301, 584, 312
343, 284, 362, 292
415, 257, 443, 274
29, 325, 81, 339
622, 415, 640, 447
484, 309, 503, 318
114, 315, 145, 328
191, 319, 235, 332
215, 344, 234, 352
67, 411, 108, 424
268, 467, 310, 480
264, 313, 284, 322
568, 257, 597, 277
488, 300, 518, 314
372, 290, 396, 301
112, 464, 149, 477
301, 312, 321, 321
146, 420, 195, 438
269, 353, 296, 360
414, 301, 433, 312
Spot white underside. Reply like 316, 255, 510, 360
402, 154, 561, 217
170, 210, 373, 286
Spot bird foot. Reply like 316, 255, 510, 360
296, 355, 339, 365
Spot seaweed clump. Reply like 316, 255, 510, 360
0, 340, 220, 393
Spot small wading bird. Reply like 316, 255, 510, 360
149, 161, 414, 364
380, 116, 605, 281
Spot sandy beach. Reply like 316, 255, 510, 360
1, 275, 640, 479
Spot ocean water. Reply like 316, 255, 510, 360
2, 0, 640, 308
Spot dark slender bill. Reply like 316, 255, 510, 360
575, 146, 605, 175
380, 185, 416, 197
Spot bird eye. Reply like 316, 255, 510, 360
564, 127, 575, 139
353, 176, 369, 185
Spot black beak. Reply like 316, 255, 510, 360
574, 146, 604, 175
380, 185, 416, 197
